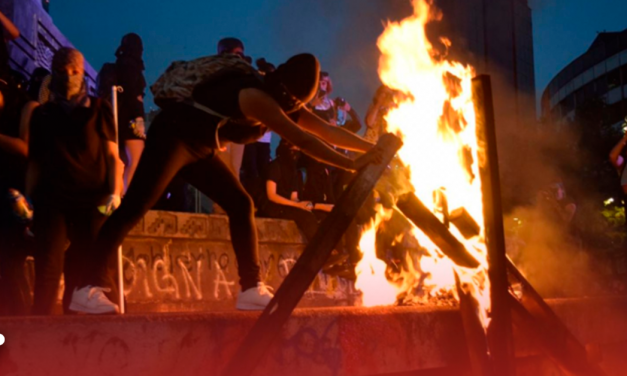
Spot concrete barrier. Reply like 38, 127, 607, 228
1, 297, 626, 376
20, 211, 358, 313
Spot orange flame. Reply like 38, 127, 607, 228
355, 210, 398, 307
354, 0, 491, 328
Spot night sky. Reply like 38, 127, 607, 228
50, 0, 627, 117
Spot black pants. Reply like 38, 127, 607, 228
241, 142, 271, 181
83, 129, 260, 291
261, 202, 327, 242
31, 202, 107, 315
0, 222, 31, 316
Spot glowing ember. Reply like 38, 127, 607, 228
354, 0, 491, 328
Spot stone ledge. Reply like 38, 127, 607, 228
128, 211, 306, 244
1, 297, 626, 376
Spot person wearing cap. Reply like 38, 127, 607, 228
69, 53, 382, 313
26, 48, 123, 315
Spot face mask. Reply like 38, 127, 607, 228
52, 72, 84, 100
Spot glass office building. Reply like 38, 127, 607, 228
541, 29, 627, 129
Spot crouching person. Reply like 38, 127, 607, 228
27, 48, 122, 315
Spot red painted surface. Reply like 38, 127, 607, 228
1, 298, 627, 376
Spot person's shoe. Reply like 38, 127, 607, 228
236, 283, 274, 311
69, 286, 119, 314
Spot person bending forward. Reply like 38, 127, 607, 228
71, 53, 380, 313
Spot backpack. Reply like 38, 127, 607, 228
150, 54, 258, 109
96, 62, 118, 101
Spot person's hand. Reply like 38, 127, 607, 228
296, 201, 313, 211
98, 194, 121, 216
315, 203, 334, 212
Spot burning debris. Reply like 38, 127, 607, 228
352, 0, 489, 329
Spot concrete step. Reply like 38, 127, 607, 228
20, 211, 359, 313
1, 297, 626, 376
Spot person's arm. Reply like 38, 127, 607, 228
266, 180, 311, 210
340, 106, 362, 134
240, 88, 356, 171
609, 134, 627, 167
365, 101, 381, 129
105, 141, 123, 197
313, 203, 334, 212
0, 11, 19, 41
0, 133, 27, 157
297, 107, 373, 152
25, 161, 39, 198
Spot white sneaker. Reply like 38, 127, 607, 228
236, 283, 274, 311
69, 286, 120, 314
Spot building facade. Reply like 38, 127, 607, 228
435, 0, 536, 126
375, 0, 536, 142
0, 0, 96, 86
541, 29, 627, 129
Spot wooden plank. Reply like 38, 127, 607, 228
472, 74, 515, 376
507, 259, 607, 376
455, 272, 493, 376
396, 193, 480, 268
221, 133, 403, 376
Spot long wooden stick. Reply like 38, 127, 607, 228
221, 133, 403, 376
396, 193, 480, 268
473, 74, 515, 375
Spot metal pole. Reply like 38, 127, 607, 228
472, 75, 515, 375
111, 85, 125, 314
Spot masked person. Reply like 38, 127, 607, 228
70, 53, 381, 313
27, 48, 123, 315
0, 79, 38, 316
115, 33, 147, 192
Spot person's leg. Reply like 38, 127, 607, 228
81, 138, 197, 288
257, 142, 271, 178
63, 207, 107, 313
241, 143, 256, 182
265, 203, 319, 242
180, 155, 261, 291
31, 203, 68, 315
0, 225, 30, 316
122, 139, 145, 194
229, 143, 245, 181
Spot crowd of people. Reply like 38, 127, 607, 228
0, 12, 393, 316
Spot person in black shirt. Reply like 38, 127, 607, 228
27, 48, 123, 315
260, 140, 318, 237
71, 53, 382, 313
0, 79, 38, 315
114, 33, 146, 191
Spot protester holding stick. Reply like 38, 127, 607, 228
70, 53, 381, 313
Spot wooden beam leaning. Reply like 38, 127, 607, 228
455, 272, 494, 376
391, 192, 608, 374
221, 133, 403, 376
472, 74, 516, 376
507, 259, 608, 376
396, 193, 480, 268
